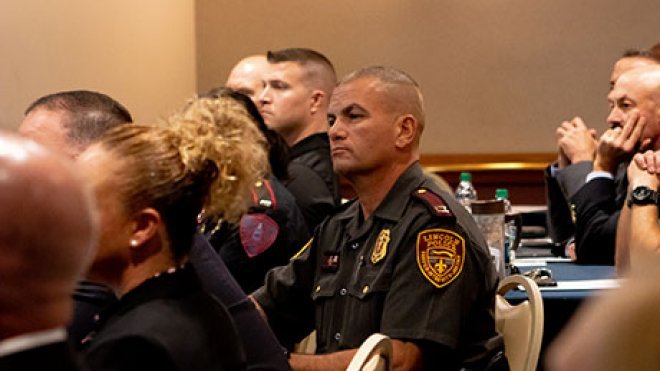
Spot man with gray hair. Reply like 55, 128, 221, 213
253, 66, 505, 370
546, 47, 660, 262
0, 132, 98, 369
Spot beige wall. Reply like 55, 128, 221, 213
0, 0, 196, 129
196, 0, 660, 154
2, 1, 658, 155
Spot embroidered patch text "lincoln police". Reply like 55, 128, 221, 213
371, 229, 390, 264
416, 228, 465, 288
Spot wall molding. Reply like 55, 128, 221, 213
420, 153, 556, 172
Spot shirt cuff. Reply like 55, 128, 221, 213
586, 171, 614, 183
0, 327, 66, 357
549, 163, 560, 178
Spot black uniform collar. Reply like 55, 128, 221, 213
372, 162, 426, 221
289, 133, 329, 158
95, 264, 197, 325
337, 163, 425, 237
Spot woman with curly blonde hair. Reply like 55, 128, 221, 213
79, 97, 268, 371
199, 87, 310, 295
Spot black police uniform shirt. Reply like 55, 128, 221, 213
253, 163, 503, 369
285, 133, 340, 231
82, 265, 246, 371
204, 176, 310, 294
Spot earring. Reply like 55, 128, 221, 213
130, 239, 138, 248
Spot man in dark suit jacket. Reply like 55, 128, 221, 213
570, 66, 660, 264
0, 133, 98, 370
545, 49, 659, 263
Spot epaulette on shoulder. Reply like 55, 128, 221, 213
251, 179, 276, 210
412, 187, 455, 218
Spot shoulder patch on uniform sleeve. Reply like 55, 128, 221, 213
411, 188, 454, 218
416, 228, 465, 288
240, 213, 279, 258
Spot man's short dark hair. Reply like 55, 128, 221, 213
648, 42, 660, 63
267, 48, 335, 73
25, 90, 133, 148
621, 48, 660, 63
266, 48, 337, 95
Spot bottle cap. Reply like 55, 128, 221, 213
460, 172, 472, 182
495, 188, 508, 199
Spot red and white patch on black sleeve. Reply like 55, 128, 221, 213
239, 214, 279, 258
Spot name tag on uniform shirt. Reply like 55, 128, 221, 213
321, 253, 340, 272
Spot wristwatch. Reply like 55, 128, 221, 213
627, 186, 660, 207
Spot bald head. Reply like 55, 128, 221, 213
608, 65, 660, 150
610, 56, 659, 89
617, 65, 660, 96
226, 55, 269, 101
0, 132, 97, 338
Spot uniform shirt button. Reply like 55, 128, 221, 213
351, 242, 360, 250
334, 332, 342, 341
339, 288, 347, 296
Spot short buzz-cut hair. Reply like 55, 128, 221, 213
267, 48, 334, 72
621, 48, 660, 63
648, 42, 660, 62
266, 48, 337, 95
339, 65, 426, 138
25, 90, 133, 149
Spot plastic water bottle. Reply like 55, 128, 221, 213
455, 172, 477, 211
495, 188, 515, 272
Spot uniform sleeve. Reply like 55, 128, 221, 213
570, 178, 619, 264
252, 237, 317, 347
380, 220, 494, 351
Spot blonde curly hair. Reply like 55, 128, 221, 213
96, 97, 268, 257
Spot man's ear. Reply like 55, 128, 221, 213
395, 114, 418, 149
130, 207, 161, 248
310, 90, 326, 114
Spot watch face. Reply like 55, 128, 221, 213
633, 186, 653, 200
630, 186, 658, 206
